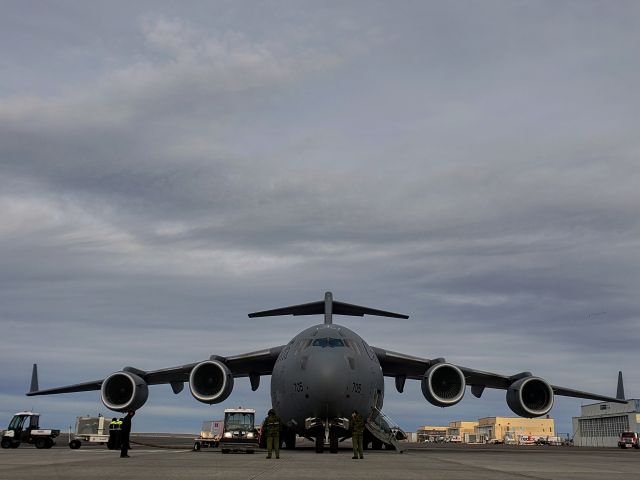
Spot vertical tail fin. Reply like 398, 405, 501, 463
30, 364, 39, 394
616, 371, 625, 400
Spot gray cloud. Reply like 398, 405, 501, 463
1, 2, 639, 435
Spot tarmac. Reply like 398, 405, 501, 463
1, 437, 638, 480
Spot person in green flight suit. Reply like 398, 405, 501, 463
350, 410, 365, 459
263, 409, 281, 459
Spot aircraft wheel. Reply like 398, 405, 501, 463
315, 435, 324, 453
69, 439, 81, 449
193, 441, 201, 451
371, 438, 382, 450
35, 437, 47, 449
1, 438, 12, 449
329, 430, 339, 453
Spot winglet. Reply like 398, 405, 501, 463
616, 371, 625, 400
30, 364, 39, 394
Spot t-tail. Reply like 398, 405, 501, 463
617, 371, 625, 400
248, 291, 409, 324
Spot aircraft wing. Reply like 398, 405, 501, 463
372, 346, 626, 403
26, 345, 284, 396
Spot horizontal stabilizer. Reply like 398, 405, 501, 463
249, 292, 408, 323
249, 300, 408, 318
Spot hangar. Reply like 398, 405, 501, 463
572, 399, 640, 447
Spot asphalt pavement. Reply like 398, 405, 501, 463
1, 439, 638, 480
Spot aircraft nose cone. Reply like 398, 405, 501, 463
305, 350, 350, 415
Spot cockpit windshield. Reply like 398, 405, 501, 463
312, 338, 345, 348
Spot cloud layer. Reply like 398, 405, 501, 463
1, 2, 639, 434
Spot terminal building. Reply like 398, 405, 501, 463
572, 399, 640, 447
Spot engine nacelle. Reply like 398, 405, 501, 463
506, 376, 554, 417
189, 359, 234, 404
421, 363, 466, 407
101, 372, 149, 412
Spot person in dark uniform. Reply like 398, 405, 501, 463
120, 410, 135, 458
262, 409, 281, 459
350, 410, 365, 459
108, 418, 118, 450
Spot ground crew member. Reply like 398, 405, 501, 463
263, 409, 281, 459
120, 410, 135, 458
115, 417, 124, 449
350, 410, 365, 459
108, 418, 118, 450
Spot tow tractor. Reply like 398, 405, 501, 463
218, 407, 259, 454
1, 412, 60, 449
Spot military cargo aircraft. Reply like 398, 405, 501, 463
27, 292, 624, 452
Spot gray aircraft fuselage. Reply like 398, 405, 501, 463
270, 323, 384, 433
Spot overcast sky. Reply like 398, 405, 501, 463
1, 1, 639, 436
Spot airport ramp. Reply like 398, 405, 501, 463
366, 408, 406, 453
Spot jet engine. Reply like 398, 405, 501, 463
189, 359, 234, 404
101, 371, 149, 412
506, 376, 554, 417
421, 363, 466, 407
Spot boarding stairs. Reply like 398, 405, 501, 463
366, 408, 406, 453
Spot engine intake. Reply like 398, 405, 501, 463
189, 360, 234, 404
506, 376, 554, 417
421, 363, 466, 407
101, 372, 149, 412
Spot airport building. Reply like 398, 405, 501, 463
572, 399, 640, 447
416, 425, 448, 442
447, 421, 479, 442
416, 417, 555, 443
476, 416, 555, 442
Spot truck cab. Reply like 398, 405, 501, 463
219, 408, 258, 453
1, 412, 59, 449
618, 431, 639, 449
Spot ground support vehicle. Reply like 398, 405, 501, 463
193, 419, 223, 451
218, 408, 259, 454
68, 415, 113, 449
1, 412, 59, 449
535, 436, 562, 446
618, 431, 640, 449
